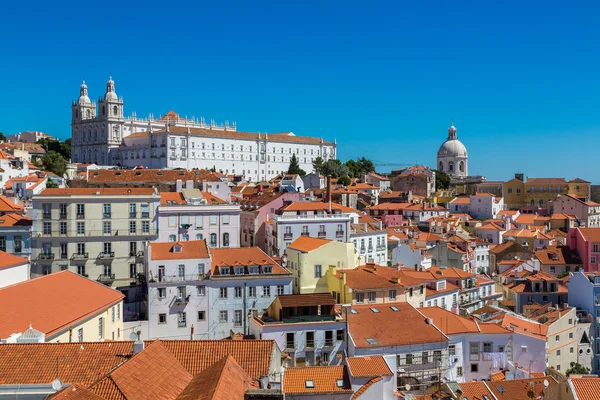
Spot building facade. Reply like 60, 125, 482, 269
71, 78, 336, 181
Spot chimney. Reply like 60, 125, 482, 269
186, 180, 193, 190
133, 335, 144, 355
190, 324, 195, 340
391, 277, 401, 284
176, 180, 183, 193
326, 176, 332, 210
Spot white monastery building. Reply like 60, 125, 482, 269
71, 77, 337, 182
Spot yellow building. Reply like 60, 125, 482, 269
568, 178, 591, 198
285, 236, 358, 294
503, 177, 525, 209
0, 270, 124, 343
523, 178, 569, 210
326, 264, 425, 308
504, 175, 591, 212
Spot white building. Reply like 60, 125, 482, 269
0, 151, 29, 191
350, 222, 388, 265
391, 243, 432, 270
158, 190, 240, 248
0, 251, 29, 288
437, 123, 468, 178
279, 174, 304, 193
470, 192, 504, 220
249, 293, 346, 367
474, 241, 490, 274
267, 202, 358, 256
71, 77, 336, 182
146, 241, 293, 340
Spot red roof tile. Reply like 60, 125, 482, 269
287, 236, 333, 252
283, 366, 352, 395
149, 240, 209, 261
346, 356, 392, 377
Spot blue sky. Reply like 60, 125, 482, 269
2, 1, 599, 182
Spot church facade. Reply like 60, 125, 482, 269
71, 77, 336, 182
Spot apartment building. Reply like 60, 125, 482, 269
158, 190, 240, 248
31, 188, 160, 295
555, 193, 600, 228
567, 227, 600, 272
266, 201, 358, 256
350, 222, 388, 264
249, 293, 346, 367
146, 240, 293, 340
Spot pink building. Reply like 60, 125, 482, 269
554, 194, 600, 228
567, 227, 600, 272
238, 191, 302, 250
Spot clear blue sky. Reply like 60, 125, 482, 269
2, 1, 599, 182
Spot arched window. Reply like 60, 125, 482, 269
530, 199, 535, 207
196, 233, 203, 240
113, 105, 118, 116
169, 234, 176, 242
539, 199, 544, 207
210, 233, 217, 247
86, 109, 91, 118
223, 232, 230, 247
459, 161, 464, 172
448, 161, 454, 172
182, 233, 189, 241
439, 161, 443, 171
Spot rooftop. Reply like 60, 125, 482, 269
283, 366, 352, 395
86, 168, 222, 183
0, 249, 29, 271
287, 236, 333, 253
149, 240, 210, 261
277, 293, 336, 308
39, 188, 156, 196
346, 356, 393, 378
210, 247, 289, 275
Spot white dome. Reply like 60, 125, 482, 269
104, 91, 118, 102
437, 139, 468, 158
78, 95, 91, 106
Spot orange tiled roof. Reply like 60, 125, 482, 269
420, 307, 510, 335
160, 192, 186, 205
449, 196, 470, 204
535, 246, 581, 265
287, 236, 332, 253
0, 195, 24, 212
277, 293, 336, 308
210, 247, 290, 275
0, 271, 124, 339
280, 201, 357, 213
488, 377, 557, 400
458, 381, 495, 400
283, 366, 352, 395
348, 303, 448, 348
500, 313, 548, 338
575, 228, 600, 243
48, 384, 105, 399
346, 356, 392, 377
0, 213, 31, 227
87, 169, 222, 184
0, 249, 28, 271
570, 377, 600, 400
149, 240, 209, 261
351, 376, 382, 399
40, 188, 156, 196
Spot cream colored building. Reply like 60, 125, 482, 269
285, 236, 358, 295
544, 307, 579, 373
0, 270, 124, 343
31, 188, 160, 286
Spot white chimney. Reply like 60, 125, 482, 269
176, 180, 183, 193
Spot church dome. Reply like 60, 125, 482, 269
437, 139, 468, 158
104, 76, 118, 102
78, 81, 91, 105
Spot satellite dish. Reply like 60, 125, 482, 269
52, 378, 63, 391
405, 384, 411, 391
544, 379, 549, 388
129, 332, 138, 341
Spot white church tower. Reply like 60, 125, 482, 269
437, 122, 469, 178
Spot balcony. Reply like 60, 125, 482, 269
368, 246, 373, 253
103, 213, 111, 218
360, 247, 366, 254
306, 340, 315, 349
376, 245, 386, 251
318, 232, 326, 238
98, 252, 115, 259
141, 212, 150, 218
137, 251, 145, 257
300, 232, 309, 237
39, 253, 54, 260
76, 213, 85, 219
283, 232, 293, 239
336, 230, 344, 237
285, 342, 295, 350
460, 296, 480, 307
42, 213, 51, 219
71, 253, 89, 260
172, 295, 190, 305
60, 253, 68, 260
97, 274, 115, 284
150, 273, 208, 283
59, 213, 67, 219
324, 339, 335, 347
129, 212, 137, 218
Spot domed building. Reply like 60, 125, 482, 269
437, 122, 468, 178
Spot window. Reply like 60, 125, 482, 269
59, 203, 67, 218
103, 221, 111, 235
248, 286, 256, 297
198, 311, 205, 321
129, 203, 136, 217
263, 286, 271, 297
470, 363, 479, 373
219, 311, 228, 323
389, 290, 396, 300
368, 292, 376, 302
169, 234, 176, 242
557, 349, 561, 356
234, 287, 242, 298
129, 221, 136, 234
103, 204, 111, 217
158, 313, 167, 324
234, 310, 242, 326
569, 332, 574, 339
355, 293, 364, 303
210, 215, 217, 225
43, 222, 52, 235
142, 221, 149, 233
77, 204, 85, 218
210, 233, 217, 247
60, 222, 67, 235
405, 353, 413, 364
556, 335, 560, 342
449, 344, 456, 356
223, 214, 230, 225
178, 312, 186, 327
98, 318, 103, 340
220, 288, 228, 299
158, 288, 166, 298
141, 203, 149, 218
483, 342, 493, 353
457, 366, 463, 376
314, 265, 322, 278
177, 264, 185, 279
103, 242, 112, 256
117, 304, 120, 320
337, 329, 344, 341
223, 232, 229, 247
78, 328, 83, 342
470, 342, 479, 356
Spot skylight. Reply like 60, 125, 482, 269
336, 379, 344, 388
305, 380, 315, 388
366, 338, 377, 345
390, 306, 399, 312
370, 307, 379, 313
350, 309, 358, 314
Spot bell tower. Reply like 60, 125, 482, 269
98, 75, 125, 164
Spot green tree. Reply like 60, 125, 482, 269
345, 157, 375, 178
345, 159, 361, 178
433, 169, 451, 190
0, 132, 5, 142
312, 156, 324, 174
566, 362, 590, 376
45, 179, 59, 188
321, 159, 349, 179
40, 151, 67, 176
287, 154, 306, 177
37, 138, 72, 160
337, 175, 351, 186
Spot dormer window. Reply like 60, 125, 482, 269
262, 266, 273, 274
173, 244, 182, 253
219, 267, 230, 275
437, 280, 446, 290
249, 266, 259, 274
234, 267, 244, 275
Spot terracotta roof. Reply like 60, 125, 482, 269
149, 240, 210, 261
575, 228, 600, 242
136, 125, 333, 145
48, 385, 105, 400
156, 110, 184, 121
87, 169, 222, 183
40, 188, 156, 196
210, 247, 290, 275
449, 196, 470, 204
287, 236, 332, 252
280, 201, 357, 213
458, 381, 495, 400
337, 267, 400, 290
277, 293, 336, 308
570, 377, 600, 400
526, 178, 567, 184
0, 195, 24, 212
346, 356, 392, 377
488, 377, 557, 400
283, 366, 352, 395
0, 249, 28, 271
160, 192, 186, 205
500, 313, 548, 338
201, 191, 226, 204
420, 307, 510, 335
348, 302, 447, 348
0, 271, 124, 339
176, 355, 252, 400
535, 246, 581, 265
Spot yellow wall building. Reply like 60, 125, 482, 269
503, 175, 591, 211
285, 236, 358, 295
